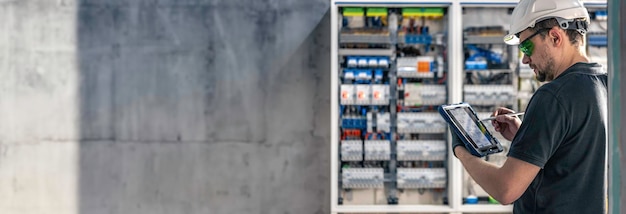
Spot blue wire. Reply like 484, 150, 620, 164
340, 106, 345, 117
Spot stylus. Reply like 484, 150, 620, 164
480, 112, 525, 121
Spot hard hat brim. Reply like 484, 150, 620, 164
503, 33, 520, 45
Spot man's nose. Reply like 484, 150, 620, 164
522, 54, 531, 64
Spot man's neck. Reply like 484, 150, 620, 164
555, 45, 590, 77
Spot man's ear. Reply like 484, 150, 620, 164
549, 28, 562, 46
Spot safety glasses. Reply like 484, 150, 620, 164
519, 28, 550, 57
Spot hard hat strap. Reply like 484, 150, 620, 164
555, 17, 588, 35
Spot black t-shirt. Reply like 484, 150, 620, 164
508, 63, 608, 214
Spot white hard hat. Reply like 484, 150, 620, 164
504, 0, 590, 45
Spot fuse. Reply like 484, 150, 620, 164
342, 168, 384, 189
397, 140, 446, 161
341, 140, 363, 161
364, 140, 391, 161
404, 84, 446, 106
397, 168, 446, 189
397, 112, 447, 133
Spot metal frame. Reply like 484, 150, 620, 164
607, 0, 623, 213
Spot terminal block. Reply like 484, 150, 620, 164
397, 140, 446, 161
342, 116, 367, 129
397, 168, 447, 189
341, 140, 363, 161
343, 69, 356, 80
355, 69, 372, 81
397, 112, 447, 133
342, 168, 385, 189
403, 84, 446, 106
340, 30, 392, 44
364, 140, 391, 161
346, 57, 390, 68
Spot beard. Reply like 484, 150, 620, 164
534, 50, 556, 82
535, 68, 547, 82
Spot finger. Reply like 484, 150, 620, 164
491, 107, 501, 117
495, 114, 519, 124
493, 119, 506, 131
494, 121, 506, 132
492, 120, 500, 130
496, 107, 515, 115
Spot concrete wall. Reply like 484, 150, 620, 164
0, 1, 331, 213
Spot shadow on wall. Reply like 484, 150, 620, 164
77, 1, 330, 214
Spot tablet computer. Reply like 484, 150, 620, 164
438, 103, 503, 157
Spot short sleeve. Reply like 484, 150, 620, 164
507, 90, 570, 168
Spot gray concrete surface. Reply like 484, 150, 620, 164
0, 0, 331, 213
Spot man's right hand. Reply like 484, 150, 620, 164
491, 107, 522, 141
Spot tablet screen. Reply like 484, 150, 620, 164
448, 107, 492, 148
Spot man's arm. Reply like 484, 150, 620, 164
454, 147, 540, 205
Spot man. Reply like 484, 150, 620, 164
452, 0, 608, 213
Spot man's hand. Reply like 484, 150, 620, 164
491, 107, 522, 141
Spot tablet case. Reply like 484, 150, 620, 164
438, 103, 503, 157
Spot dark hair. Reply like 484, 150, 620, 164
530, 18, 586, 46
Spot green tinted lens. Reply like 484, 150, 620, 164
518, 28, 549, 57
519, 40, 534, 57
